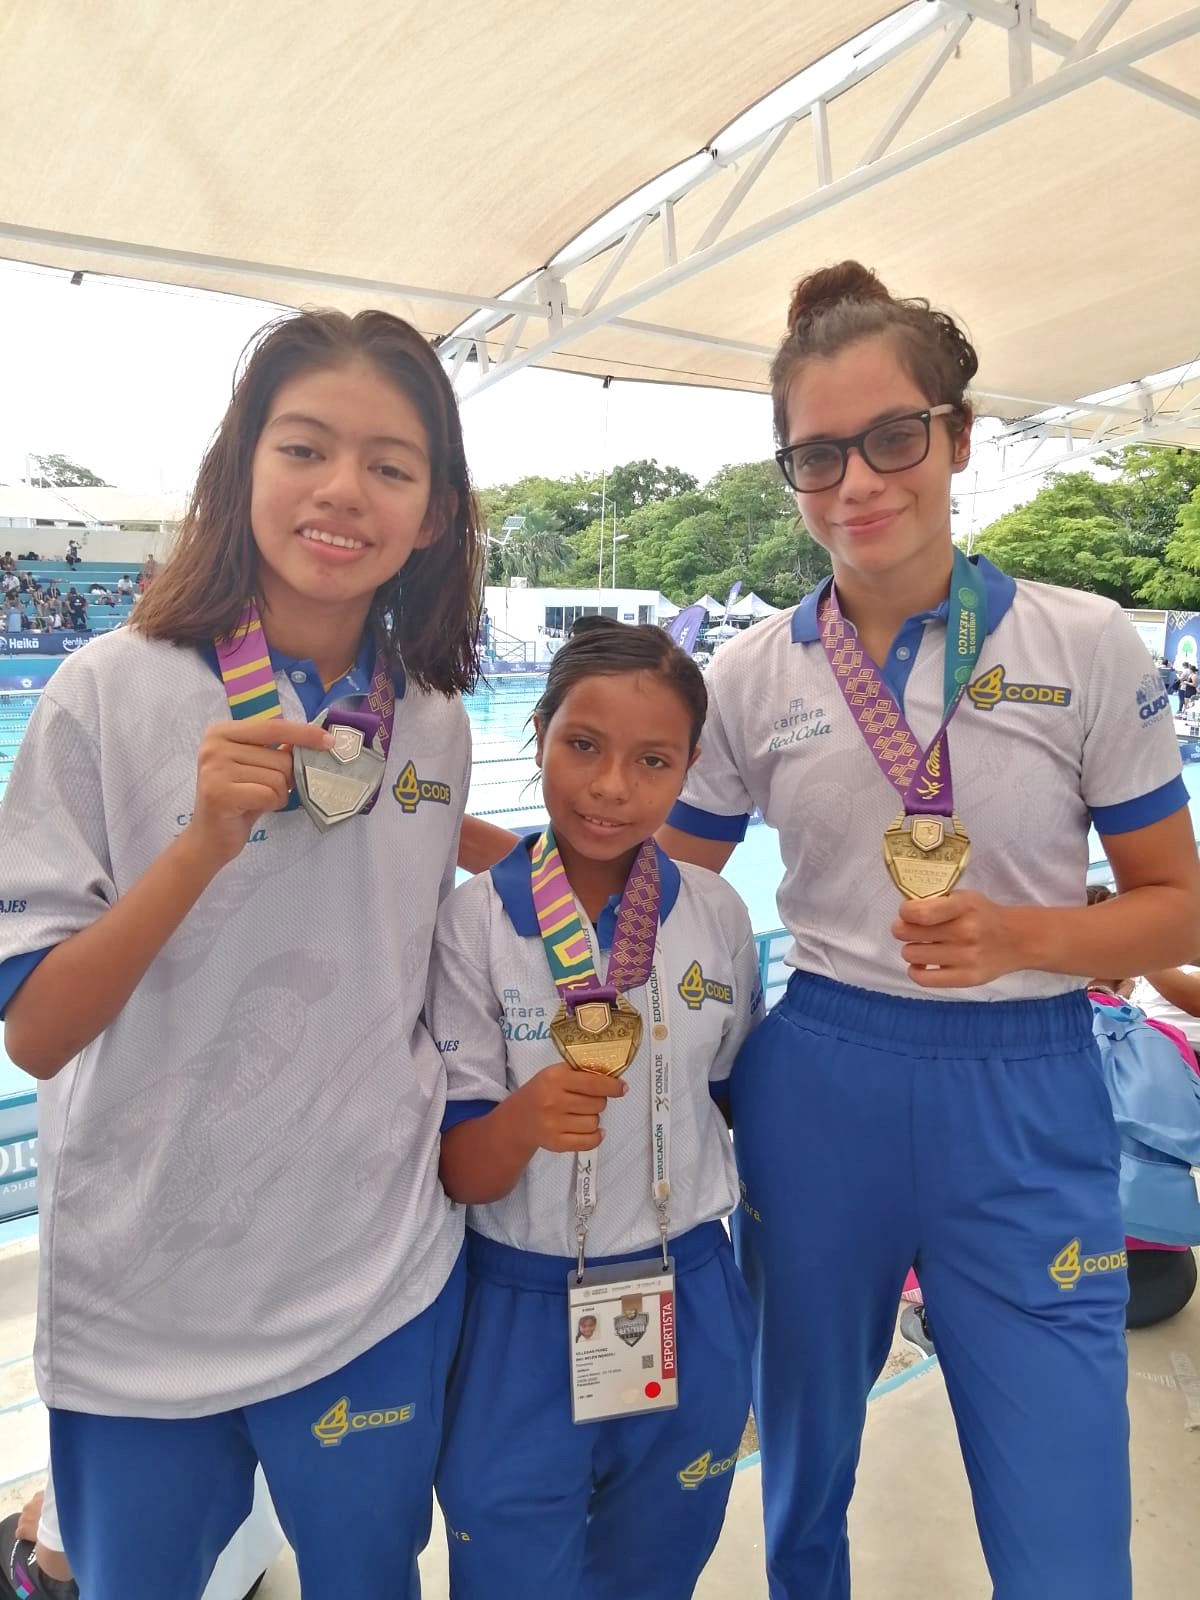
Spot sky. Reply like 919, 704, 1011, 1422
0, 260, 1036, 535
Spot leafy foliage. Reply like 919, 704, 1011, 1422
476, 445, 1199, 611
29, 453, 110, 487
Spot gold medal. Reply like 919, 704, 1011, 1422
550, 995, 644, 1077
882, 811, 970, 899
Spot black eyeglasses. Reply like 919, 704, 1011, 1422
775, 405, 957, 493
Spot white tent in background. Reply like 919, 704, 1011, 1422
693, 594, 723, 615
730, 592, 781, 619
655, 593, 680, 618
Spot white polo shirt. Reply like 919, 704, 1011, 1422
670, 557, 1187, 1003
426, 840, 763, 1259
0, 627, 469, 1417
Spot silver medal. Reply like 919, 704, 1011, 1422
293, 711, 386, 830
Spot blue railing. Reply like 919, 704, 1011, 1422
756, 927, 792, 1009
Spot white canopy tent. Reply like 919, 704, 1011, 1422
655, 593, 681, 618
730, 592, 782, 619
693, 595, 725, 615
0, 486, 184, 526
0, 1, 1197, 455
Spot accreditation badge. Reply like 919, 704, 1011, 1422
567, 1260, 678, 1423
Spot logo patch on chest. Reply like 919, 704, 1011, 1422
767, 694, 831, 751
678, 961, 733, 1010
967, 664, 1072, 712
392, 760, 452, 812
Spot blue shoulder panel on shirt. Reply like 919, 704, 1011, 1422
667, 799, 750, 843
441, 1098, 500, 1133
0, 947, 51, 1019
1091, 775, 1189, 836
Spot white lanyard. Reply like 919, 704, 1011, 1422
574, 956, 672, 1282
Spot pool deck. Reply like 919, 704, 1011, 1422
3, 1233, 1197, 1596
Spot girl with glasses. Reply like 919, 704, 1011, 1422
658, 260, 1200, 1600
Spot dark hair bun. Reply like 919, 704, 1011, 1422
930, 309, 980, 388
787, 261, 890, 332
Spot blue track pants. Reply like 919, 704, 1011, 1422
730, 972, 1130, 1600
437, 1222, 754, 1598
50, 1251, 465, 1600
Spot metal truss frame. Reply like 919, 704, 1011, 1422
1, 1, 1195, 429
438, 0, 1200, 412
984, 361, 1200, 481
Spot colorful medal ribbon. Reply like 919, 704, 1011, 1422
817, 548, 986, 819
530, 827, 660, 1003
819, 550, 987, 898
529, 829, 670, 1278
214, 601, 395, 815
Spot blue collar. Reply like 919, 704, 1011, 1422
789, 553, 1016, 644
200, 629, 404, 714
490, 833, 682, 949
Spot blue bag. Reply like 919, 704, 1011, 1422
1090, 998, 1200, 1247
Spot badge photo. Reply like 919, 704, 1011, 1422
567, 1261, 678, 1424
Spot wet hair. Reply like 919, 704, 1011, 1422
532, 615, 707, 753
132, 308, 483, 695
769, 260, 979, 449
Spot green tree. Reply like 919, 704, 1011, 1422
653, 511, 739, 600
29, 452, 110, 487
1110, 446, 1200, 607
603, 459, 698, 510
1106, 444, 1200, 561
497, 506, 574, 587
974, 473, 1134, 600
706, 461, 794, 535
559, 493, 708, 591
480, 474, 599, 538
1141, 485, 1200, 610
741, 526, 831, 609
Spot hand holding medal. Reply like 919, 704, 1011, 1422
506, 1061, 626, 1154
215, 602, 397, 833
530, 827, 659, 1077
892, 889, 1026, 988
188, 716, 334, 868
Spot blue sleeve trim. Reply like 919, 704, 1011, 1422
440, 1098, 500, 1133
708, 1078, 730, 1102
0, 948, 52, 1019
667, 800, 750, 843
1091, 775, 1189, 836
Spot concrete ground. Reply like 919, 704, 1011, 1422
4, 1236, 1197, 1596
